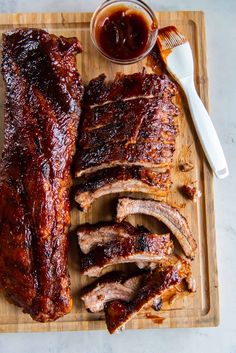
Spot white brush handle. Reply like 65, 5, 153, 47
180, 76, 229, 179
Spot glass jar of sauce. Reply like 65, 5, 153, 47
90, 0, 158, 64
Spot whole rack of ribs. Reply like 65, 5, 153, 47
75, 72, 179, 177
0, 28, 83, 322
78, 221, 174, 277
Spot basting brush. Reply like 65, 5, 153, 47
157, 26, 228, 179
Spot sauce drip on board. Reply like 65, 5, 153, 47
95, 6, 153, 60
146, 313, 165, 324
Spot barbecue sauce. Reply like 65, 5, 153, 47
95, 6, 154, 60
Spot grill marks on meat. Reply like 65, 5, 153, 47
79, 98, 178, 148
116, 198, 197, 258
74, 62, 195, 331
75, 72, 179, 177
83, 72, 178, 106
78, 222, 174, 277
75, 142, 175, 177
0, 28, 83, 321
75, 166, 171, 211
81, 271, 143, 313
74, 72, 178, 215
105, 257, 192, 333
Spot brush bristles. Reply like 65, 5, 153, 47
157, 26, 187, 51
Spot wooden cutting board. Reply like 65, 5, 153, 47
0, 11, 219, 332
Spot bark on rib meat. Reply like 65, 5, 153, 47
116, 198, 197, 258
0, 28, 83, 322
75, 166, 171, 211
74, 72, 179, 177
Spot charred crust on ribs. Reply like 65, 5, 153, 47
0, 28, 83, 322
74, 166, 171, 211
75, 72, 179, 177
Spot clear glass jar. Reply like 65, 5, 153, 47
90, 0, 158, 64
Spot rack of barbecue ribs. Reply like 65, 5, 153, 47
0, 28, 83, 322
74, 71, 179, 209
74, 70, 198, 333
0, 25, 197, 332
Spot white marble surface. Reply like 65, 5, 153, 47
0, 0, 235, 352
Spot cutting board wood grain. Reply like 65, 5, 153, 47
0, 11, 219, 332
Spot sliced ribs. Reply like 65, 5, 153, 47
78, 222, 174, 277
0, 28, 83, 321
78, 221, 142, 254
116, 198, 197, 258
81, 271, 143, 313
105, 257, 194, 333
81, 256, 196, 319
75, 72, 179, 177
75, 166, 171, 211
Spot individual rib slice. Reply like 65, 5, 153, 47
0, 28, 83, 322
74, 72, 179, 177
78, 222, 174, 277
105, 256, 193, 333
78, 221, 144, 254
116, 198, 197, 258
81, 271, 143, 313
75, 166, 171, 211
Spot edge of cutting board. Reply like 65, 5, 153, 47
0, 11, 219, 332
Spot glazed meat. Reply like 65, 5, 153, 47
75, 166, 171, 211
78, 221, 145, 254
75, 72, 179, 177
78, 222, 174, 277
81, 259, 195, 316
81, 271, 143, 313
0, 28, 83, 321
83, 72, 177, 106
105, 257, 193, 333
116, 198, 197, 258
76, 141, 175, 177
79, 99, 177, 148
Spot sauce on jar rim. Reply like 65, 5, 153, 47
95, 6, 155, 61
